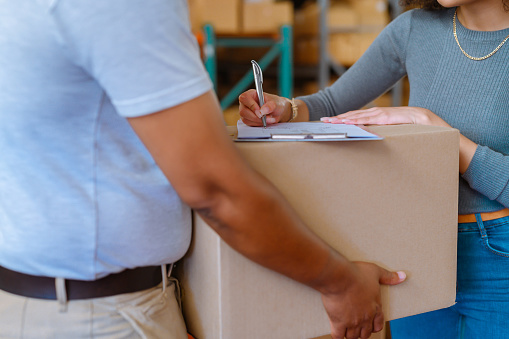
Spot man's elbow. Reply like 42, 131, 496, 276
176, 179, 222, 212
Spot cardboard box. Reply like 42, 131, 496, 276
188, 0, 241, 34
177, 124, 459, 339
294, 0, 386, 67
349, 0, 390, 26
294, 36, 319, 65
294, 1, 359, 36
328, 31, 381, 67
294, 0, 388, 36
294, 30, 381, 67
242, 1, 293, 34
329, 1, 360, 28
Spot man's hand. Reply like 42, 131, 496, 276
321, 262, 406, 339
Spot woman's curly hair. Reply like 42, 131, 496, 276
400, 0, 509, 11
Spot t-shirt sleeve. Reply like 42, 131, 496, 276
50, 0, 212, 117
462, 145, 509, 208
298, 10, 414, 121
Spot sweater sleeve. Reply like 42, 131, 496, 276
463, 146, 509, 208
298, 10, 415, 121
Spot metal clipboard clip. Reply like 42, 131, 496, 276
270, 133, 348, 140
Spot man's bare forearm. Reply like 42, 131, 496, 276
128, 90, 351, 294
194, 169, 352, 294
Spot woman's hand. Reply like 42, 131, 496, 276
320, 106, 449, 127
238, 89, 290, 126
321, 106, 477, 173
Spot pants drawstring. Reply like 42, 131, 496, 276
55, 277, 68, 313
161, 263, 174, 294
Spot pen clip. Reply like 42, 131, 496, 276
251, 60, 264, 107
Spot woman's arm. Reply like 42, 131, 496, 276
238, 11, 415, 125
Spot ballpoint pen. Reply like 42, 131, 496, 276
251, 60, 266, 128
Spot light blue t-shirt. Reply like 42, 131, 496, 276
0, 0, 212, 279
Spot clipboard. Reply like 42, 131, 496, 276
235, 121, 383, 142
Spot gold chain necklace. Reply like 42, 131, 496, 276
453, 9, 509, 61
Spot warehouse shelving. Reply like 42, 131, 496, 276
317, 0, 405, 106
200, 24, 293, 110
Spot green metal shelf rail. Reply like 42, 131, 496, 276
202, 24, 293, 110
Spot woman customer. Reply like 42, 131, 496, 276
238, 0, 509, 337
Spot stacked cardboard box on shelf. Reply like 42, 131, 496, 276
188, 0, 294, 35
243, 1, 293, 34
294, 0, 390, 67
188, 0, 241, 34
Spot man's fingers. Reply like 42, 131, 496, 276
372, 311, 385, 333
379, 269, 406, 285
360, 323, 374, 339
330, 323, 346, 339
345, 326, 362, 339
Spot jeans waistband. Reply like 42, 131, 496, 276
458, 208, 509, 224
458, 214, 509, 232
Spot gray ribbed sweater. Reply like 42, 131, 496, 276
299, 8, 509, 214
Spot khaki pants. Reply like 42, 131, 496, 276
0, 278, 188, 339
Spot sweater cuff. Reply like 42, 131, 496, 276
296, 93, 333, 122
462, 145, 509, 201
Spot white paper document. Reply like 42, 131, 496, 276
236, 120, 383, 141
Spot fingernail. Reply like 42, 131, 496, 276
397, 271, 406, 281
320, 117, 329, 121
342, 119, 351, 122
329, 118, 339, 123
266, 117, 276, 124
255, 110, 262, 118
260, 107, 269, 115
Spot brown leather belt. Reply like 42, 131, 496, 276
458, 208, 509, 223
0, 265, 162, 300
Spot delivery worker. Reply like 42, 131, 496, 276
0, 1, 405, 338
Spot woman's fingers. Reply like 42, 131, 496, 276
239, 89, 260, 111
321, 108, 377, 122
239, 89, 264, 126
320, 107, 419, 125
238, 90, 284, 126
239, 102, 262, 126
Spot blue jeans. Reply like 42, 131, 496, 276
390, 215, 509, 339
